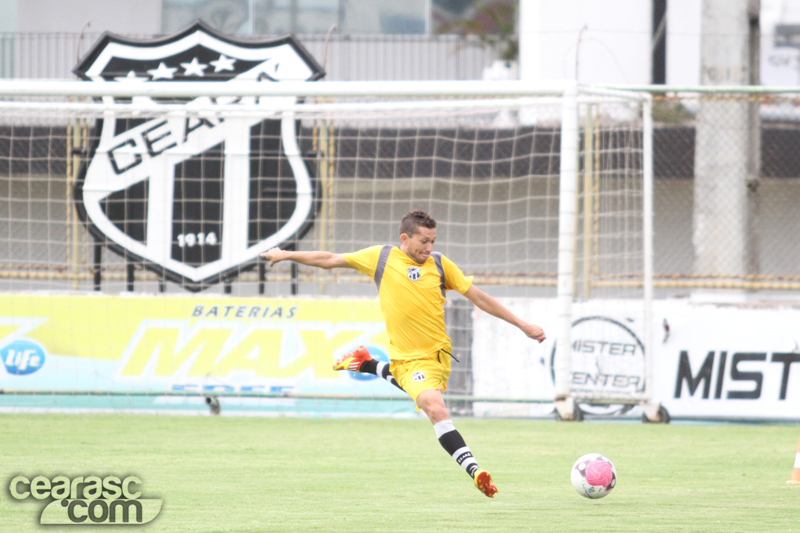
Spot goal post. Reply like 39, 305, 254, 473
0, 79, 660, 419
553, 84, 660, 421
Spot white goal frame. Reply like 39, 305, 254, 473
553, 84, 656, 420
0, 79, 658, 420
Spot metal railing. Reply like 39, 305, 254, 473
0, 32, 499, 81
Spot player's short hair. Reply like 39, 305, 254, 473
400, 210, 436, 237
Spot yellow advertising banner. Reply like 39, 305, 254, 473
0, 294, 392, 396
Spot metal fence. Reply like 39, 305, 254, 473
650, 92, 800, 298
3, 90, 800, 300
0, 32, 498, 81
0, 31, 799, 300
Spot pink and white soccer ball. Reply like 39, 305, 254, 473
570, 453, 617, 499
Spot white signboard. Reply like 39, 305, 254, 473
472, 298, 800, 420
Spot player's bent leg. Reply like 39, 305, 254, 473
360, 359, 404, 391
416, 388, 450, 424
334, 346, 404, 391
332, 345, 373, 371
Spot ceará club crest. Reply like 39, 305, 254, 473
73, 21, 324, 291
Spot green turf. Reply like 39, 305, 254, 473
0, 415, 798, 532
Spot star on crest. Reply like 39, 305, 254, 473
114, 70, 149, 83
210, 54, 236, 73
180, 57, 208, 77
147, 62, 178, 80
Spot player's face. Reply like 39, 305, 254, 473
401, 226, 436, 264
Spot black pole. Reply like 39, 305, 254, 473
258, 261, 266, 295
287, 242, 299, 295
290, 262, 299, 295
93, 240, 102, 291
652, 0, 667, 85
126, 262, 134, 292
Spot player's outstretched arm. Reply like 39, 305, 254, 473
463, 284, 546, 343
260, 247, 354, 270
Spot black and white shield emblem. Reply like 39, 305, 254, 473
73, 21, 324, 291
407, 267, 421, 281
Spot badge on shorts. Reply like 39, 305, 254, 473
412, 371, 425, 381
407, 267, 421, 281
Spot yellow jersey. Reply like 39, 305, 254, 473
342, 245, 473, 361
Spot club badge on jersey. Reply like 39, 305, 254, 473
407, 267, 421, 281
73, 21, 324, 291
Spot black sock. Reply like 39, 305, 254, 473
357, 359, 404, 391
433, 419, 479, 478
359, 359, 378, 374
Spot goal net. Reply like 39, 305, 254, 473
0, 81, 654, 418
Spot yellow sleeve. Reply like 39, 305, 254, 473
342, 245, 383, 278
441, 254, 473, 294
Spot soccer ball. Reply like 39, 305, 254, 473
571, 453, 617, 499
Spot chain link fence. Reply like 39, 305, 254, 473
2, 90, 800, 300
1, 32, 800, 299
651, 91, 800, 297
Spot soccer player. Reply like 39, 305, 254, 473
260, 210, 545, 498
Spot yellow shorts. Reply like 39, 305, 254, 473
390, 348, 452, 405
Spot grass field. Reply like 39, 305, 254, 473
1, 414, 798, 532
